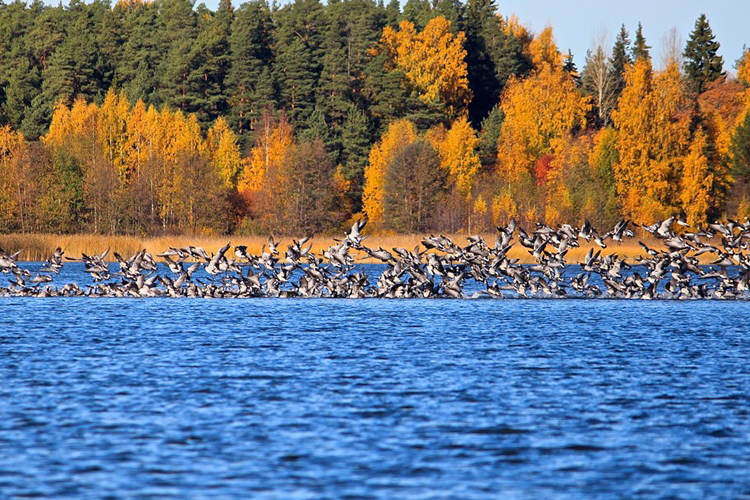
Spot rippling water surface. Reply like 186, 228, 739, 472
2, 294, 750, 498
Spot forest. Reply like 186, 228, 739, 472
0, 0, 749, 236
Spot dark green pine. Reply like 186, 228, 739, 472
731, 112, 750, 181
339, 104, 372, 212
116, 1, 161, 105
274, 0, 325, 130
462, 0, 530, 125
632, 22, 650, 62
477, 104, 503, 171
610, 24, 631, 100
155, 0, 198, 110
226, 0, 276, 142
683, 14, 725, 94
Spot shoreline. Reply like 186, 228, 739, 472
0, 232, 663, 265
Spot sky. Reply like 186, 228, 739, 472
496, 0, 749, 73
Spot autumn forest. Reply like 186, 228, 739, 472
1, 0, 749, 236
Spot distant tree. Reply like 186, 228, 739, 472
477, 104, 503, 170
563, 50, 579, 85
274, 0, 325, 130
462, 0, 529, 125
731, 112, 750, 180
226, 0, 275, 144
383, 140, 446, 232
683, 14, 725, 94
680, 129, 713, 226
613, 59, 692, 222
660, 26, 683, 70
339, 104, 372, 212
496, 63, 589, 183
737, 48, 750, 87
437, 115, 480, 194
378, 16, 472, 119
632, 22, 650, 62
610, 24, 631, 102
362, 118, 418, 227
582, 40, 616, 126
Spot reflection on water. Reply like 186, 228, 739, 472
1, 298, 750, 498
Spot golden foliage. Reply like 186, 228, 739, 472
97, 89, 130, 181
362, 119, 418, 228
738, 48, 750, 87
496, 64, 589, 183
379, 17, 471, 116
501, 14, 532, 51
238, 113, 293, 194
612, 60, 692, 222
436, 116, 480, 194
207, 117, 243, 189
680, 130, 713, 226
528, 26, 561, 70
491, 191, 517, 227
0, 126, 28, 228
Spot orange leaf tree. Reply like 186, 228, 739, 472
379, 16, 471, 118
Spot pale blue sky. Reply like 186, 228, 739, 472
496, 0, 749, 73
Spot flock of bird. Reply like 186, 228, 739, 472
2, 216, 750, 299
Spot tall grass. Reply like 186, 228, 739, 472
0, 232, 661, 264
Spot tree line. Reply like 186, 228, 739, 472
0, 0, 749, 235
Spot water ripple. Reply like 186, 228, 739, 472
1, 299, 749, 498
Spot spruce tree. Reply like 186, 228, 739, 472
274, 0, 325, 130
632, 22, 650, 61
610, 24, 631, 103
683, 14, 725, 94
477, 104, 503, 170
339, 104, 371, 211
731, 112, 750, 180
462, 0, 529, 125
226, 1, 276, 142
117, 1, 161, 105
563, 50, 580, 86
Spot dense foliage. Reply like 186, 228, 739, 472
0, 0, 748, 235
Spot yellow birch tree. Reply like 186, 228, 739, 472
379, 16, 471, 116
362, 119, 418, 228
207, 117, 243, 190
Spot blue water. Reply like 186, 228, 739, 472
2, 292, 750, 497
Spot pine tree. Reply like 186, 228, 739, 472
274, 0, 325, 130
610, 24, 631, 101
462, 0, 529, 125
563, 50, 580, 86
117, 0, 161, 105
339, 104, 371, 212
477, 104, 503, 170
226, 0, 276, 143
683, 14, 725, 94
731, 112, 750, 180
632, 22, 650, 62
155, 0, 198, 111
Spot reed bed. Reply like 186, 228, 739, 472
1, 232, 661, 264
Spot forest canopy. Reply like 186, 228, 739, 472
0, 0, 749, 235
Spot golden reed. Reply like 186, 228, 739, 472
0, 232, 663, 264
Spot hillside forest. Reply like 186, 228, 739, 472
1, 0, 750, 235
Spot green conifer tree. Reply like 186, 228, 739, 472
683, 14, 725, 94
339, 104, 371, 211
610, 25, 631, 101
226, 0, 276, 142
632, 22, 650, 61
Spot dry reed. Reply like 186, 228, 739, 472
0, 232, 662, 264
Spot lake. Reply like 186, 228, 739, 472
2, 281, 750, 497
